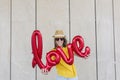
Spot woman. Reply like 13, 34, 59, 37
42, 30, 78, 80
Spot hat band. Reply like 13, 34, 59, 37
54, 35, 65, 37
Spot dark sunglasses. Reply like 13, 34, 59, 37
55, 38, 64, 41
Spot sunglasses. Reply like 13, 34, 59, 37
55, 38, 64, 41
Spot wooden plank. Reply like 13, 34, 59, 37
0, 0, 10, 80
96, 0, 115, 80
11, 0, 35, 80
114, 0, 120, 80
70, 0, 96, 80
37, 0, 69, 79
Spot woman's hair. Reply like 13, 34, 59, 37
54, 37, 67, 48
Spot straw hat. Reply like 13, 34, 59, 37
53, 30, 65, 38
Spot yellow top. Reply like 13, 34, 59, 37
52, 47, 77, 78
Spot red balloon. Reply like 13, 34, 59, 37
72, 35, 90, 58
56, 44, 74, 65
31, 30, 45, 69
46, 51, 60, 71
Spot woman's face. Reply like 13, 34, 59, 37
55, 38, 64, 47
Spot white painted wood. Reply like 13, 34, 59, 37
96, 0, 115, 80
114, 0, 120, 80
0, 0, 120, 80
0, 0, 10, 80
70, 0, 96, 80
37, 0, 69, 80
11, 0, 35, 80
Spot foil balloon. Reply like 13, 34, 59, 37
72, 35, 90, 58
45, 50, 60, 71
46, 51, 60, 66
31, 30, 44, 68
56, 43, 74, 65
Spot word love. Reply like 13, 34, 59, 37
31, 30, 90, 71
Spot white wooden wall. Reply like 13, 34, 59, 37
0, 0, 120, 80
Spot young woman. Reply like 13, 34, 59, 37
42, 30, 78, 80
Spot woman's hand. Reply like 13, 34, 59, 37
41, 68, 49, 75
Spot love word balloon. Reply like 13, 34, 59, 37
31, 30, 90, 71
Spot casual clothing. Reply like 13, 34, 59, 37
52, 47, 77, 79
